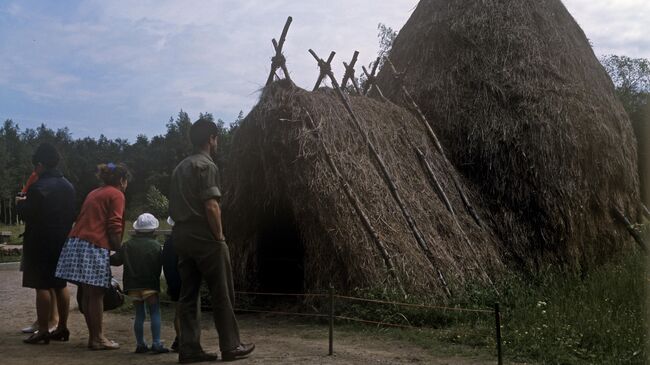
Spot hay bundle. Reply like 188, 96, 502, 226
223, 80, 503, 295
376, 0, 642, 268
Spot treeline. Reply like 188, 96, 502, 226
0, 110, 242, 223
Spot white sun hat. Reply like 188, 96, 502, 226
133, 213, 160, 232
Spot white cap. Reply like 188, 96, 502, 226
167, 216, 175, 227
133, 213, 159, 232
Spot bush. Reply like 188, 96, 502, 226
146, 185, 169, 219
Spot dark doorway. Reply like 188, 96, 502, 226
256, 204, 305, 294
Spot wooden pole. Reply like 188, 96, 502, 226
303, 109, 404, 293
384, 57, 497, 291
312, 50, 336, 91
310, 49, 452, 297
341, 51, 361, 94
495, 303, 503, 365
265, 17, 293, 86
328, 285, 334, 356
612, 207, 647, 252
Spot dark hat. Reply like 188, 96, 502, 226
32, 143, 60, 168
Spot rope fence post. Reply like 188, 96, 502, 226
494, 303, 502, 365
329, 284, 334, 356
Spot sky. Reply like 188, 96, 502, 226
0, 0, 648, 140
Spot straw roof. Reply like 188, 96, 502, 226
375, 0, 642, 268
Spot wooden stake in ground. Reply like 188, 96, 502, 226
265, 16, 293, 86
309, 49, 452, 297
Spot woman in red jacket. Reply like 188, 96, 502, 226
56, 163, 130, 350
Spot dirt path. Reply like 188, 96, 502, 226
0, 262, 492, 364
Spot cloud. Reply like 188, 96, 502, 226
0, 0, 647, 139
563, 0, 650, 58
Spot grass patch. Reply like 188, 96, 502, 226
0, 224, 25, 245
327, 251, 646, 364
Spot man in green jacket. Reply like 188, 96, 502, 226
169, 118, 254, 363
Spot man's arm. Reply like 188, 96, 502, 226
204, 198, 226, 241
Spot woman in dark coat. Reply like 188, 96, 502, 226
17, 143, 76, 344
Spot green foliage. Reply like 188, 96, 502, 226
145, 186, 169, 219
331, 252, 646, 364
600, 54, 650, 203
0, 110, 240, 222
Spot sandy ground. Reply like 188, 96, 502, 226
0, 262, 493, 364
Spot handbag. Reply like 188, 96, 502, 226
77, 277, 125, 313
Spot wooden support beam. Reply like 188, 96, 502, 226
361, 58, 388, 102
341, 51, 361, 94
302, 109, 405, 294
310, 50, 336, 91
385, 57, 496, 292
613, 207, 647, 252
310, 49, 452, 297
265, 16, 293, 86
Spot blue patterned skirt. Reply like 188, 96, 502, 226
55, 237, 111, 288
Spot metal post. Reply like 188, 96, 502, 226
495, 303, 503, 365
329, 285, 334, 356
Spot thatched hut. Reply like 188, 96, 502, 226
223, 80, 503, 295
376, 0, 642, 268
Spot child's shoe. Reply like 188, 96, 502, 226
151, 343, 170, 354
135, 344, 149, 353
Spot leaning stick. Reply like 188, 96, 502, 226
384, 57, 482, 227
641, 203, 650, 220
309, 49, 452, 296
415, 147, 455, 216
385, 57, 496, 290
302, 108, 405, 294
612, 207, 647, 252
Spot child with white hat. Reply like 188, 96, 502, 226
110, 213, 169, 354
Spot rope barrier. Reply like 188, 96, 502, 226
334, 315, 416, 329
333, 294, 493, 314
236, 291, 328, 298
235, 308, 328, 318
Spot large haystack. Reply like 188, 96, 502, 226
223, 80, 503, 295
376, 0, 642, 268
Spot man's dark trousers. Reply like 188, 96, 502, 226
172, 221, 241, 356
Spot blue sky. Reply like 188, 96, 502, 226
1, 0, 648, 140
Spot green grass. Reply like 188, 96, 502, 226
327, 251, 647, 364
0, 223, 26, 245
494, 253, 646, 364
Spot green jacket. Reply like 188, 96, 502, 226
110, 234, 161, 292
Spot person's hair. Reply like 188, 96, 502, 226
190, 118, 220, 148
32, 143, 60, 168
96, 163, 131, 186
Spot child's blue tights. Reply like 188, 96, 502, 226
133, 296, 162, 347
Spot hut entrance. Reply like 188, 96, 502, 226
256, 204, 304, 294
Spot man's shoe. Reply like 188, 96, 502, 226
221, 343, 255, 361
171, 337, 179, 352
151, 343, 170, 354
135, 344, 149, 353
178, 352, 218, 363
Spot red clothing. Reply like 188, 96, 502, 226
69, 185, 125, 250
22, 172, 39, 193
